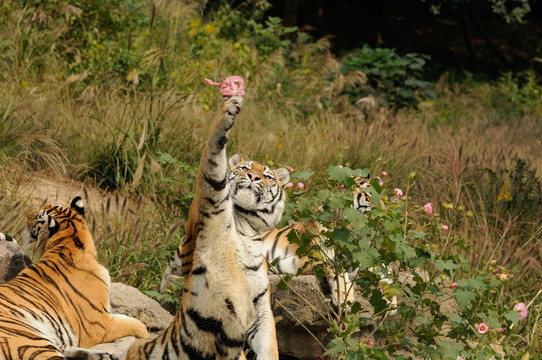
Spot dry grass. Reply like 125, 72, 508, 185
1, 68, 541, 281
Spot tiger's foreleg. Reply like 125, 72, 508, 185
246, 288, 279, 360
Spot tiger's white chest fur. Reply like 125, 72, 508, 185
190, 213, 267, 333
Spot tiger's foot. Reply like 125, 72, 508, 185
63, 347, 119, 360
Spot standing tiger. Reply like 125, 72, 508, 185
0, 196, 149, 360
127, 85, 288, 359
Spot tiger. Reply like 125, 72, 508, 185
161, 176, 375, 310
126, 93, 288, 359
260, 176, 375, 309
0, 196, 149, 360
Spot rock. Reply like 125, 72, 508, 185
269, 274, 339, 359
269, 274, 330, 329
0, 236, 30, 284
268, 274, 378, 359
109, 282, 173, 332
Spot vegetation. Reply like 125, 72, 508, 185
0, 0, 540, 358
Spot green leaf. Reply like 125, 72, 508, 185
343, 207, 366, 228
324, 338, 346, 356
454, 289, 476, 308
331, 228, 351, 244
291, 169, 315, 180
423, 88, 437, 99
437, 340, 463, 360
504, 309, 521, 326
352, 249, 376, 270
447, 313, 465, 327
370, 350, 388, 360
396, 239, 417, 261
399, 87, 414, 99
370, 288, 388, 315
434, 259, 461, 275
326, 165, 356, 184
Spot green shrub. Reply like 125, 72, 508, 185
491, 71, 542, 116
215, 1, 297, 58
341, 45, 435, 108
280, 166, 535, 359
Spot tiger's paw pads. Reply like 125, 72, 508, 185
64, 348, 119, 360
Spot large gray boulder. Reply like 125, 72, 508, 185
109, 282, 173, 332
0, 234, 31, 284
86, 283, 173, 360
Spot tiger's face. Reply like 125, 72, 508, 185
352, 175, 373, 215
25, 197, 85, 258
227, 154, 290, 230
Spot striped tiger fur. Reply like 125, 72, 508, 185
260, 176, 375, 308
127, 95, 288, 359
161, 176, 376, 309
0, 196, 149, 360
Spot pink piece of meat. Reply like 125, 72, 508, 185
204, 75, 245, 96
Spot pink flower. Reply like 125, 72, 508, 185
478, 322, 488, 334
286, 182, 293, 188
499, 328, 507, 334
451, 282, 458, 288
500, 273, 508, 280
382, 170, 388, 176
365, 338, 373, 346
394, 188, 403, 198
375, 176, 384, 186
423, 202, 433, 214
338, 184, 345, 189
494, 268, 500, 275
297, 182, 304, 189
514, 302, 527, 319
442, 224, 449, 231
288, 167, 294, 172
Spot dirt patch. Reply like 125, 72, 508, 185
18, 174, 127, 216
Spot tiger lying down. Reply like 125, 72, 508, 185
0, 196, 149, 360
162, 175, 397, 313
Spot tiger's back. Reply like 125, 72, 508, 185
0, 197, 148, 359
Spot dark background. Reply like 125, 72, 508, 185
262, 0, 542, 76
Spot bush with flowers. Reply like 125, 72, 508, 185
278, 165, 536, 359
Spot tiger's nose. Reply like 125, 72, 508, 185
247, 172, 261, 181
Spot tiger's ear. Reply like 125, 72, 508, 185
228, 154, 244, 168
47, 216, 60, 236
70, 196, 85, 218
275, 168, 290, 187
